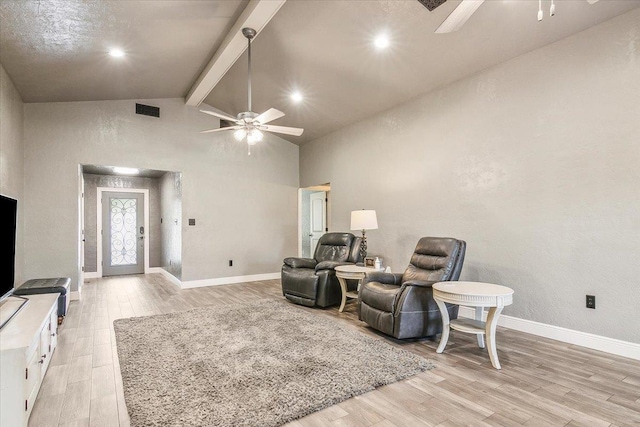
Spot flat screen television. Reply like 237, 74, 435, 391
0, 194, 17, 301
0, 194, 25, 330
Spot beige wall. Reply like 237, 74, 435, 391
23, 98, 299, 290
300, 10, 640, 343
0, 63, 24, 287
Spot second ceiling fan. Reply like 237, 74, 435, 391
200, 27, 303, 154
420, 0, 601, 33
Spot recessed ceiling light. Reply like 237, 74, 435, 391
109, 48, 125, 58
374, 34, 390, 50
113, 167, 139, 175
291, 91, 303, 103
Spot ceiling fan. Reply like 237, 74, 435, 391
199, 27, 304, 154
419, 0, 600, 34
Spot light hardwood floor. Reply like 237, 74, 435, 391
28, 274, 640, 427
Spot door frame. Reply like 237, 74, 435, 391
96, 187, 150, 277
75, 165, 84, 301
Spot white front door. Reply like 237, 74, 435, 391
309, 191, 326, 256
102, 192, 145, 276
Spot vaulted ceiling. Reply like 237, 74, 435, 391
0, 0, 248, 102
1, 0, 638, 145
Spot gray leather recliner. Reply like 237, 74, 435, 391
281, 232, 362, 307
359, 237, 466, 339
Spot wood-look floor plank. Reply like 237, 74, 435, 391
28, 274, 640, 427
57, 379, 91, 424
28, 393, 65, 427
89, 394, 119, 427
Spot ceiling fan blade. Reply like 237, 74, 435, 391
435, 0, 485, 34
199, 109, 238, 123
259, 124, 304, 137
200, 126, 241, 134
255, 108, 285, 124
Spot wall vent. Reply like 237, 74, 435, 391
135, 103, 160, 118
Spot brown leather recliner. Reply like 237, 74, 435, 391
281, 232, 362, 307
358, 237, 466, 339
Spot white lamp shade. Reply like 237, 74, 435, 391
350, 210, 378, 231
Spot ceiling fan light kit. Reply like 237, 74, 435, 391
424, 0, 600, 32
199, 27, 304, 155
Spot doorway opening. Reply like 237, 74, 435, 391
78, 164, 183, 294
298, 184, 331, 258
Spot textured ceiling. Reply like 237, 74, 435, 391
0, 0, 248, 102
1, 0, 638, 145
205, 0, 640, 144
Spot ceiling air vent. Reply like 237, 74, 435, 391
135, 103, 160, 118
417, 0, 448, 11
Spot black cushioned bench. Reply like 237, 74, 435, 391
13, 277, 71, 322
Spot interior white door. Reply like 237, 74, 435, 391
102, 192, 145, 276
309, 191, 327, 256
78, 172, 85, 293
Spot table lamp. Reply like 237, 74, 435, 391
350, 209, 378, 261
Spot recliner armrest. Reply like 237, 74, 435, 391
283, 257, 317, 269
402, 279, 438, 288
315, 261, 351, 271
362, 272, 403, 286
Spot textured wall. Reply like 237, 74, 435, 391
23, 98, 299, 290
83, 173, 162, 272
159, 171, 182, 279
300, 10, 640, 343
0, 63, 24, 287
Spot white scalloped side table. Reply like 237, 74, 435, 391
334, 264, 379, 312
432, 281, 514, 369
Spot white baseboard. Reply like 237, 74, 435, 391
458, 306, 640, 361
85, 268, 166, 280
181, 273, 280, 289
155, 268, 182, 288
151, 269, 279, 289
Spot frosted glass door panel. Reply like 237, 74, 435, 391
102, 192, 144, 276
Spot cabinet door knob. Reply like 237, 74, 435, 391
51, 333, 56, 337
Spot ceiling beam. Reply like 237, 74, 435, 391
185, 0, 286, 107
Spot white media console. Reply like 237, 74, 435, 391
0, 293, 59, 426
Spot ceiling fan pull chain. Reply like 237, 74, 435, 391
538, 0, 543, 21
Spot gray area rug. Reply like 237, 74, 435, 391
113, 299, 434, 427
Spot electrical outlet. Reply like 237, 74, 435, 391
229, 260, 233, 267
586, 295, 596, 309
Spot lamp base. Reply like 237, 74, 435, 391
359, 231, 367, 262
